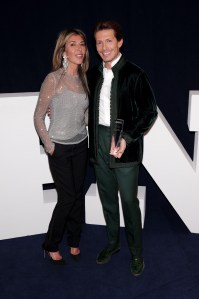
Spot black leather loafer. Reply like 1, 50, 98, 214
96, 244, 120, 264
130, 257, 144, 276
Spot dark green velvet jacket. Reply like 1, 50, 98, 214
88, 56, 158, 168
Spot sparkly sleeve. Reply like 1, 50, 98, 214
34, 73, 55, 153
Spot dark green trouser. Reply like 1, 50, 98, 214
94, 125, 142, 257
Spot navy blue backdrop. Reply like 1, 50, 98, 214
1, 2, 199, 298
1, 0, 198, 220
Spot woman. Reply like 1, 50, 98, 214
34, 28, 89, 264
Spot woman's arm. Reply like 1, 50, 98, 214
33, 73, 55, 154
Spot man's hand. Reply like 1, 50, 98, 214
110, 137, 126, 159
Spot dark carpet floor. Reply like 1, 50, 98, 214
1, 178, 199, 299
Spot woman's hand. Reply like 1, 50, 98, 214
49, 148, 54, 156
47, 107, 51, 118
48, 143, 55, 156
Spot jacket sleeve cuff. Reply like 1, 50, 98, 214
122, 132, 141, 145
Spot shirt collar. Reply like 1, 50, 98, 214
103, 53, 122, 69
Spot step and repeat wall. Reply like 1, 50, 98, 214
0, 91, 199, 240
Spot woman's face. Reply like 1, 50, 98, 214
64, 34, 86, 67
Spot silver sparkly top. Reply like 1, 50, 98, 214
34, 68, 89, 153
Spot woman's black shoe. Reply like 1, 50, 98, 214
44, 250, 66, 265
70, 252, 81, 262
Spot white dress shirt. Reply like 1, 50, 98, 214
99, 53, 122, 126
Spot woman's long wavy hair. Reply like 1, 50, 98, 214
52, 28, 89, 95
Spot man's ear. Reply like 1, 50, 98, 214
118, 38, 123, 49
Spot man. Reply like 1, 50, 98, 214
88, 20, 157, 276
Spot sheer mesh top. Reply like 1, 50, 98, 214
34, 68, 88, 153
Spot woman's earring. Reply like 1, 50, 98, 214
62, 56, 68, 72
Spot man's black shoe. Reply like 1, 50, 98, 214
96, 245, 120, 264
130, 257, 145, 276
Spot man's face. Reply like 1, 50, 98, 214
95, 29, 123, 64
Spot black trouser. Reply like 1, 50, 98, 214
43, 138, 88, 252
94, 126, 142, 257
